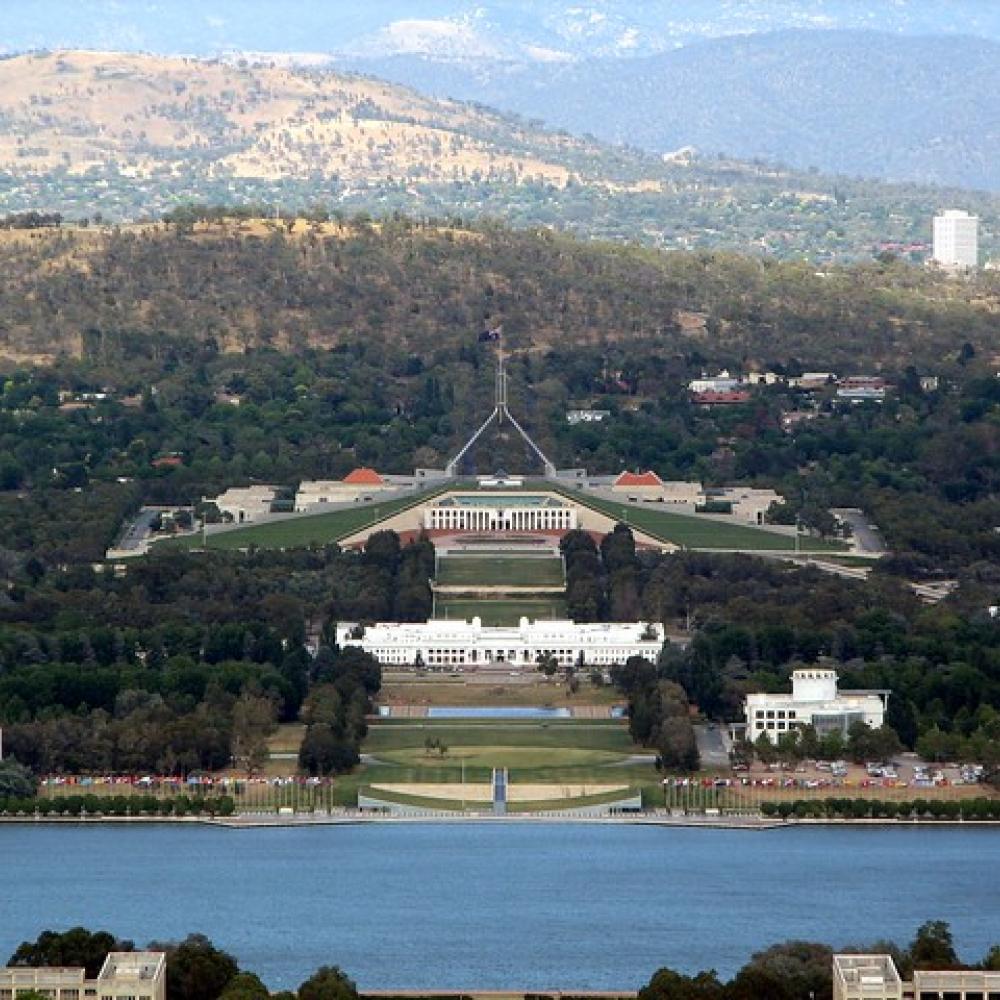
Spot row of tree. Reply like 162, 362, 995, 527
638, 921, 999, 1000
7, 929, 359, 1000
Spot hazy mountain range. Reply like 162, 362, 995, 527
346, 30, 1000, 191
4, 3, 1000, 191
6, 1, 1000, 60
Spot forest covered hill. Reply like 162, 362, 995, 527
2, 215, 999, 368
2, 50, 999, 260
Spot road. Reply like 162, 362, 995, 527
832, 507, 886, 554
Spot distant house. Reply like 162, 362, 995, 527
688, 371, 741, 394
837, 386, 886, 403
151, 454, 183, 469
566, 409, 611, 425
745, 371, 782, 386
692, 389, 751, 405
919, 375, 940, 392
788, 372, 836, 390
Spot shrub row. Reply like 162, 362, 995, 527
0, 794, 236, 817
760, 796, 1000, 820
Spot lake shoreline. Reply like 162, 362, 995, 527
3, 812, 1000, 830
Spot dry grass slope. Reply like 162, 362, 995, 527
0, 50, 615, 187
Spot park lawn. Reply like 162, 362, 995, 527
157, 489, 438, 552
435, 556, 565, 587
510, 788, 640, 813
364, 719, 636, 753
267, 723, 305, 754
559, 490, 845, 552
378, 677, 621, 706
433, 597, 567, 625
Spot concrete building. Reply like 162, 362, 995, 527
833, 954, 1000, 1000
295, 469, 396, 510
336, 617, 665, 669
833, 955, 904, 1000
933, 209, 979, 270
710, 486, 783, 524
688, 371, 741, 393
423, 493, 577, 532
1, 953, 166, 1000
744, 668, 888, 743
612, 470, 669, 500
210, 485, 277, 523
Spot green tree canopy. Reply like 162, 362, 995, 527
8, 928, 134, 979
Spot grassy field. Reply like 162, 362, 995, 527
379, 677, 621, 707
157, 490, 437, 552
433, 597, 567, 625
435, 556, 565, 587
365, 719, 635, 753
373, 746, 628, 769
559, 489, 845, 552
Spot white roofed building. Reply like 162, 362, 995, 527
744, 668, 888, 744
210, 485, 277, 523
336, 617, 664, 670
1, 953, 166, 1000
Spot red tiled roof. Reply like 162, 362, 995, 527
615, 470, 663, 487
692, 390, 751, 404
343, 467, 384, 485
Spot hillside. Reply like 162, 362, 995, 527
0, 50, 591, 188
349, 30, 1000, 191
2, 50, 1000, 261
2, 216, 999, 368
6, 1, 1000, 60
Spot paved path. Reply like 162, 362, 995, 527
832, 507, 886, 554
695, 723, 731, 769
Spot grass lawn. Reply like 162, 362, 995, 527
559, 489, 845, 552
435, 556, 565, 587
374, 746, 628, 769
157, 490, 438, 552
364, 719, 635, 753
379, 677, 621, 707
433, 597, 567, 624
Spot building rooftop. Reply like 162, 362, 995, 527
435, 493, 565, 508
343, 467, 385, 485
614, 471, 663, 488
98, 952, 166, 982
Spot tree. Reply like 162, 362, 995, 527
638, 967, 724, 1000
0, 759, 37, 800
656, 716, 700, 772
159, 934, 238, 1000
729, 941, 832, 1000
8, 929, 134, 978
909, 920, 959, 970
297, 966, 358, 1000
219, 973, 270, 1000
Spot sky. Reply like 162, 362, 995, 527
4, 1, 1000, 60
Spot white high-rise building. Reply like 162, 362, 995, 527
932, 209, 979, 270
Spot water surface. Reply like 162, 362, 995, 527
2, 824, 998, 990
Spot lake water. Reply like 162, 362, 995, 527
2, 824, 999, 991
